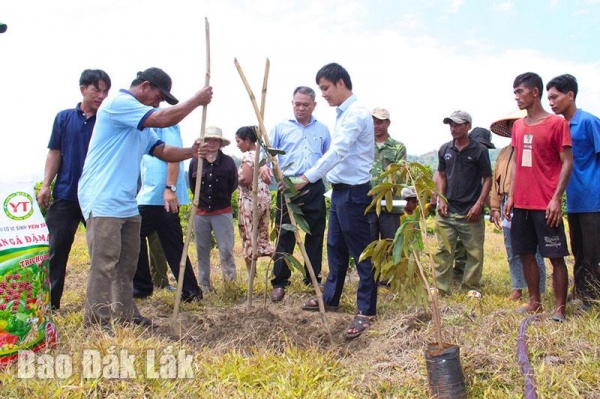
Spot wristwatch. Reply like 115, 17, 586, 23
166, 185, 177, 192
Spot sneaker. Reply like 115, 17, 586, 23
157, 284, 177, 292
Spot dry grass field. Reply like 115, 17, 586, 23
1, 222, 599, 398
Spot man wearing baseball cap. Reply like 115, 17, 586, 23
78, 67, 213, 332
369, 107, 406, 253
434, 110, 492, 296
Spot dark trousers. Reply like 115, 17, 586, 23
134, 205, 201, 297
568, 212, 600, 304
368, 211, 400, 241
46, 199, 85, 310
272, 180, 326, 287
322, 183, 377, 316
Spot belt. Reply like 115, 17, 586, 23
331, 182, 370, 191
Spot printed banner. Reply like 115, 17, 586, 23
0, 181, 56, 365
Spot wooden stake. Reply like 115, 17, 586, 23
172, 17, 210, 324
234, 58, 332, 342
246, 59, 270, 310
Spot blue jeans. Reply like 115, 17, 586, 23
503, 226, 546, 292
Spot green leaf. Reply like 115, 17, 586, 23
283, 253, 305, 277
293, 214, 311, 234
384, 190, 394, 212
359, 241, 378, 262
286, 202, 303, 215
266, 147, 286, 156
281, 223, 297, 232
270, 226, 278, 241
282, 177, 299, 197
281, 161, 295, 172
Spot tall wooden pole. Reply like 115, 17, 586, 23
234, 58, 332, 341
172, 17, 210, 323
246, 59, 270, 310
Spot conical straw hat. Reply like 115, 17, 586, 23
489, 109, 527, 138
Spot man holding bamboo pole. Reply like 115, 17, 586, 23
296, 63, 377, 339
270, 86, 331, 302
78, 67, 212, 332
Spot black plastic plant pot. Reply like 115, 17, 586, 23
424, 343, 467, 398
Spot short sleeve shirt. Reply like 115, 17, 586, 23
47, 103, 96, 201
565, 109, 600, 213
438, 138, 492, 215
78, 89, 161, 219
511, 115, 571, 210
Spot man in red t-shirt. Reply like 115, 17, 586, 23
504, 72, 573, 322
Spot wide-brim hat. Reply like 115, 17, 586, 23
490, 109, 527, 138
204, 126, 231, 146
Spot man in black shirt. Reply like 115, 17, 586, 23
434, 111, 492, 296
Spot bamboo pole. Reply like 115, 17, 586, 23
234, 58, 332, 341
172, 17, 210, 324
246, 59, 270, 310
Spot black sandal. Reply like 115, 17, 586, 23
345, 314, 375, 339
301, 297, 339, 312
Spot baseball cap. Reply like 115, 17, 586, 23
136, 67, 179, 105
443, 110, 472, 124
401, 186, 417, 200
469, 127, 495, 149
371, 107, 390, 120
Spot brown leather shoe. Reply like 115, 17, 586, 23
271, 287, 285, 302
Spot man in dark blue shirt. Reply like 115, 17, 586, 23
37, 69, 111, 310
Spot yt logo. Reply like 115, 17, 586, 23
3, 192, 34, 220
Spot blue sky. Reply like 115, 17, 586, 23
1, 0, 600, 181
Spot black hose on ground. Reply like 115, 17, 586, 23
516, 314, 543, 399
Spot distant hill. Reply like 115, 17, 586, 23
408, 148, 500, 172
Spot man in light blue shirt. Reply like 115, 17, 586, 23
296, 63, 376, 340
547, 74, 600, 312
78, 67, 212, 331
269, 86, 331, 302
133, 124, 202, 302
